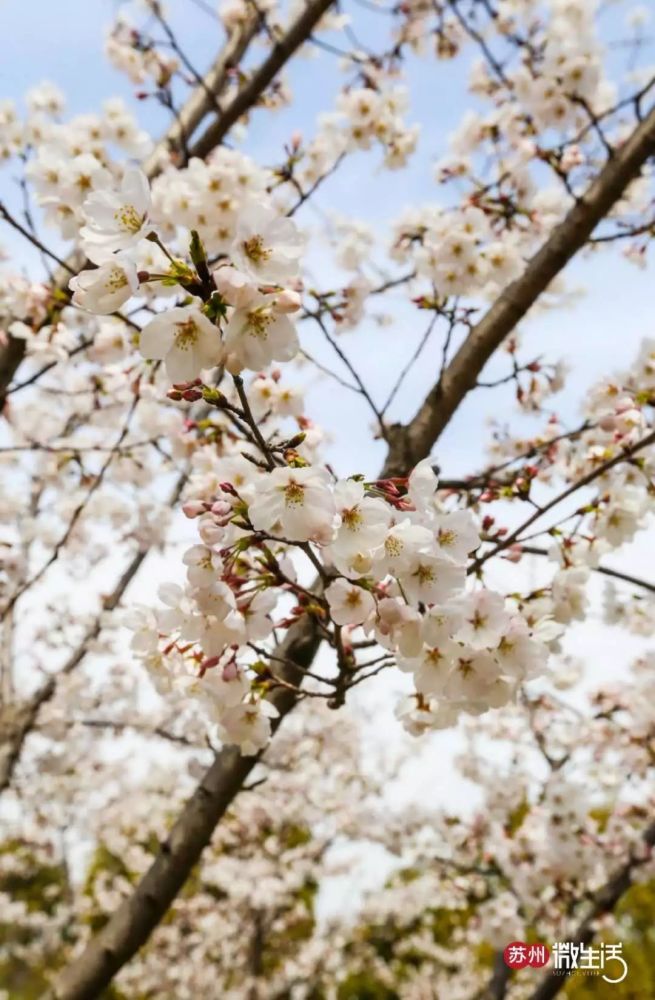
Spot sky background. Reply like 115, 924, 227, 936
2, 0, 655, 915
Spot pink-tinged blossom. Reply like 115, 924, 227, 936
407, 458, 439, 511
217, 700, 280, 756
372, 597, 423, 658
372, 520, 436, 577
410, 640, 460, 696
183, 544, 224, 588
444, 648, 501, 702
239, 590, 277, 641
223, 293, 299, 373
331, 480, 390, 577
456, 590, 510, 649
433, 510, 480, 561
399, 553, 465, 606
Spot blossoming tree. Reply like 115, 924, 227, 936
2, 0, 655, 996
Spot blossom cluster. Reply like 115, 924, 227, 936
66, 165, 305, 380
128, 453, 551, 755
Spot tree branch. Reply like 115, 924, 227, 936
0, 472, 187, 796
190, 0, 336, 157
528, 817, 655, 1000
46, 614, 320, 1000
0, 17, 260, 410
519, 543, 655, 594
382, 102, 655, 478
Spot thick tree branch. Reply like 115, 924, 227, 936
382, 102, 655, 478
143, 17, 260, 173
190, 0, 336, 157
46, 614, 320, 1000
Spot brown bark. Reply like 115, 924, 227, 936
382, 103, 655, 478
190, 0, 336, 157
46, 615, 320, 1000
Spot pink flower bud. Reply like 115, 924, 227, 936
222, 661, 239, 681
182, 501, 205, 518
274, 289, 302, 314
198, 520, 224, 545
172, 378, 202, 390
210, 500, 232, 516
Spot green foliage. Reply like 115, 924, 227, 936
0, 838, 69, 998
336, 972, 400, 1000
506, 798, 530, 837
564, 880, 655, 999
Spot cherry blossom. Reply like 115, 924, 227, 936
68, 256, 139, 314
231, 201, 304, 284
139, 305, 223, 382
248, 466, 336, 543
79, 165, 151, 261
325, 578, 375, 626
4, 2, 655, 992
222, 293, 300, 373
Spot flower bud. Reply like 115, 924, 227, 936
182, 500, 205, 519
222, 661, 239, 681
274, 288, 302, 314
198, 519, 225, 545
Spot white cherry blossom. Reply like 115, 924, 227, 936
80, 165, 151, 261
326, 578, 376, 626
456, 590, 510, 649
231, 201, 304, 284
139, 305, 223, 382
223, 293, 299, 373
248, 466, 336, 543
217, 700, 279, 756
68, 256, 139, 314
